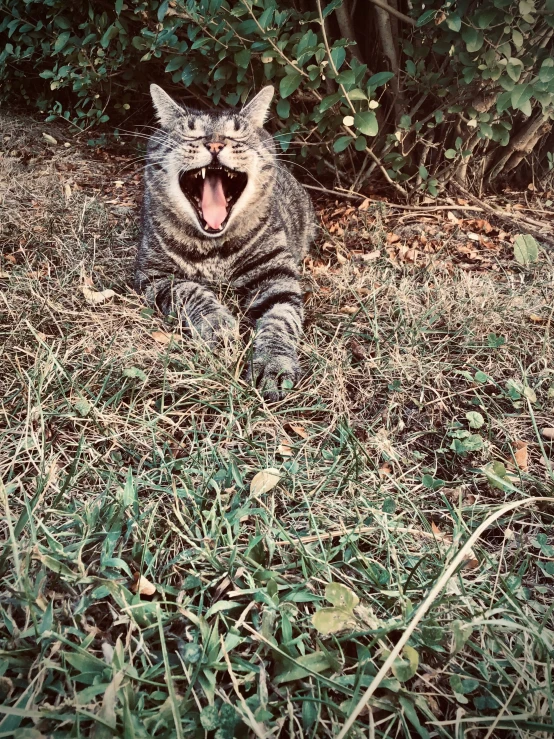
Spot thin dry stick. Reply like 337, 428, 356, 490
368, 0, 416, 26
336, 496, 554, 739
452, 183, 554, 245
482, 670, 525, 739
275, 524, 452, 546
304, 183, 484, 211
220, 636, 269, 739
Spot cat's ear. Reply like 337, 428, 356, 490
242, 86, 274, 127
150, 84, 186, 127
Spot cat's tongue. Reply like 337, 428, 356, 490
201, 172, 227, 230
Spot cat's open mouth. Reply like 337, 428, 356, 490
179, 165, 248, 233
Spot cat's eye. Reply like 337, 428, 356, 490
188, 118, 195, 130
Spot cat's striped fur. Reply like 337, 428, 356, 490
135, 84, 316, 401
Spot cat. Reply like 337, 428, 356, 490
134, 84, 316, 401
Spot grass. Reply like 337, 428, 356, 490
1, 110, 554, 738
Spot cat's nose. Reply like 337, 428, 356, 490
205, 141, 225, 155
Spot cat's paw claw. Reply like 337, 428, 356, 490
194, 308, 237, 346
249, 353, 299, 402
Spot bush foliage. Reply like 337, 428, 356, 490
1, 0, 554, 194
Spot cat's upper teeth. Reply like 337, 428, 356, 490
201, 168, 206, 179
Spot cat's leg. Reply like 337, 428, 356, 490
243, 272, 304, 401
136, 271, 236, 345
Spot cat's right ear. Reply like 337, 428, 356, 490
150, 84, 185, 127
242, 86, 274, 128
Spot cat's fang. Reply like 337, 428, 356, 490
201, 168, 206, 179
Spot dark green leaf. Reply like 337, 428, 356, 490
157, 0, 169, 22
274, 652, 331, 684
322, 0, 344, 19
279, 72, 302, 98
367, 71, 395, 88
333, 135, 352, 152
319, 92, 342, 111
53, 32, 70, 53
539, 58, 554, 83
416, 9, 436, 26
330, 45, 346, 71
461, 27, 484, 52
276, 98, 290, 118
446, 13, 461, 31
234, 48, 251, 68
353, 111, 378, 136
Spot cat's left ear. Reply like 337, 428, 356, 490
242, 86, 274, 127
150, 84, 186, 127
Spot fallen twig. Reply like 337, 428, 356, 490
304, 184, 484, 212
275, 523, 453, 546
452, 183, 554, 246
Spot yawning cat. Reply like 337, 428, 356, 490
135, 84, 316, 401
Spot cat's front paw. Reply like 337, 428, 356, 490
193, 307, 237, 346
249, 352, 299, 402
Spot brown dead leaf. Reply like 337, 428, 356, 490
132, 574, 157, 596
360, 249, 380, 262
350, 339, 366, 361
541, 428, 554, 440
528, 313, 546, 323
475, 219, 493, 233
81, 285, 116, 305
358, 198, 371, 211
336, 250, 348, 265
431, 522, 479, 566
5, 254, 17, 264
340, 305, 358, 315
277, 442, 293, 457
431, 521, 452, 544
379, 462, 392, 479
290, 425, 308, 439
513, 441, 528, 471
457, 198, 469, 206
151, 330, 173, 345
386, 232, 401, 244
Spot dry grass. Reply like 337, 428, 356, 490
1, 111, 554, 738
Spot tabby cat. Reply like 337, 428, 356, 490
135, 84, 316, 401
135, 85, 315, 400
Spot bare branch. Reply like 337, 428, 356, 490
367, 0, 416, 27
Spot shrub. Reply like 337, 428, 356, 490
1, 0, 553, 194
